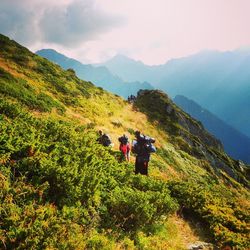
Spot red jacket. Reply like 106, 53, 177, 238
119, 143, 130, 155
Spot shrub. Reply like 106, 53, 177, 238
0, 100, 179, 248
168, 181, 250, 248
105, 186, 178, 232
0, 68, 65, 112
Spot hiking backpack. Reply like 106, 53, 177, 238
118, 135, 129, 145
102, 134, 112, 146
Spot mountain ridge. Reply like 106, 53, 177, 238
36, 49, 154, 98
174, 95, 250, 163
101, 50, 250, 138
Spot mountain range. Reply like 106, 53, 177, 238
174, 95, 250, 163
101, 50, 250, 138
37, 48, 250, 164
36, 49, 153, 98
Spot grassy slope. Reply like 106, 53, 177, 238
0, 35, 215, 184
0, 34, 249, 249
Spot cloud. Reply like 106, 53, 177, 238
40, 0, 122, 46
1, 0, 250, 64
0, 0, 124, 47
0, 0, 41, 45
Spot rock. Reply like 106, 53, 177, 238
166, 104, 173, 114
237, 160, 245, 172
135, 89, 247, 185
187, 241, 214, 250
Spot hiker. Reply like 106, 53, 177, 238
118, 134, 130, 161
97, 130, 113, 147
131, 95, 136, 102
127, 94, 136, 104
132, 131, 156, 176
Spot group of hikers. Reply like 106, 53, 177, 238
97, 130, 156, 176
127, 95, 136, 104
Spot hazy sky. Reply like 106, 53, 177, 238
1, 0, 250, 64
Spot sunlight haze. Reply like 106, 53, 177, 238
1, 0, 250, 64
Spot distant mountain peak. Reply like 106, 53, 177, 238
234, 46, 250, 55
36, 48, 154, 97
106, 54, 145, 66
37, 48, 58, 53
36, 49, 74, 62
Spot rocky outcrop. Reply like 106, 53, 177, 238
136, 90, 249, 186
174, 95, 250, 164
177, 112, 223, 150
187, 241, 214, 250
137, 89, 222, 150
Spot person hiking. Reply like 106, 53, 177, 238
127, 95, 131, 103
97, 130, 113, 147
118, 134, 130, 161
132, 131, 156, 176
127, 95, 136, 104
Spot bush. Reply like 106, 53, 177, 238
105, 186, 178, 232
0, 100, 178, 248
0, 169, 86, 250
0, 68, 65, 112
168, 181, 250, 248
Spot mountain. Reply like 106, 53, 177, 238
102, 50, 250, 138
36, 49, 153, 98
0, 34, 249, 249
174, 95, 250, 163
102, 54, 157, 83
155, 50, 250, 139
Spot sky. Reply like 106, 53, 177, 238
1, 0, 250, 65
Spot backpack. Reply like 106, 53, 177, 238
102, 134, 112, 146
132, 136, 156, 154
118, 135, 129, 145
145, 143, 156, 153
131, 140, 143, 154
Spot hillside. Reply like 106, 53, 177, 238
102, 51, 250, 138
174, 95, 250, 164
0, 34, 249, 249
36, 49, 153, 98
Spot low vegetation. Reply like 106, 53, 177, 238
0, 99, 178, 249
